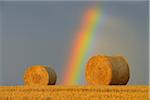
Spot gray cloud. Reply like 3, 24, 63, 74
0, 1, 148, 85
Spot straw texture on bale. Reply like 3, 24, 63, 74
86, 55, 130, 85
0, 86, 149, 100
24, 65, 57, 85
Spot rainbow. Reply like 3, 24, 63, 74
63, 6, 102, 85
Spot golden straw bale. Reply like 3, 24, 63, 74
85, 55, 130, 85
24, 65, 57, 85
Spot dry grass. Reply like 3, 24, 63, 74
0, 85, 149, 100
86, 55, 130, 85
24, 65, 57, 85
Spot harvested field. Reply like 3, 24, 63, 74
0, 85, 149, 100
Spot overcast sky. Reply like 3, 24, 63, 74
0, 1, 149, 85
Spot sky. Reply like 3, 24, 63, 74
0, 1, 149, 85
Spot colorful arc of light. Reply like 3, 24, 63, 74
63, 6, 101, 85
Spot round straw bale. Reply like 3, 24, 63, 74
85, 55, 130, 85
24, 65, 57, 85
